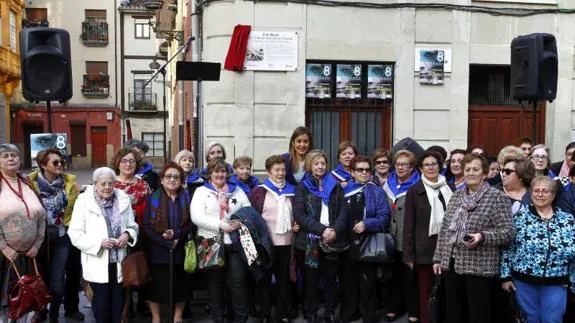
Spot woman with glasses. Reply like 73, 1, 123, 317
332, 141, 358, 188
496, 156, 534, 215
191, 157, 252, 322
111, 147, 152, 316
501, 176, 575, 323
372, 148, 392, 186
403, 150, 453, 323
446, 149, 467, 190
68, 167, 139, 323
0, 144, 46, 322
339, 155, 390, 323
433, 153, 514, 323
143, 162, 194, 323
530, 144, 557, 178
28, 148, 79, 322
382, 149, 420, 322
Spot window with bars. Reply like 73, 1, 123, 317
468, 65, 518, 105
142, 132, 164, 157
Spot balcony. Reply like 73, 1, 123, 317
81, 74, 109, 98
81, 21, 109, 47
23, 19, 49, 28
128, 93, 157, 111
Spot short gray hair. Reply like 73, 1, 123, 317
92, 167, 117, 183
124, 139, 149, 154
530, 175, 557, 196
0, 144, 22, 160
174, 149, 194, 165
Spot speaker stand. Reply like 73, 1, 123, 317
46, 100, 52, 133
530, 100, 538, 143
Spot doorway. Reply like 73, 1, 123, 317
91, 126, 107, 167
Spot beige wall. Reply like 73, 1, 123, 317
200, 1, 575, 166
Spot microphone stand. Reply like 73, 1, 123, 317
144, 36, 195, 163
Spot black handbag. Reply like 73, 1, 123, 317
358, 232, 394, 263
428, 274, 443, 323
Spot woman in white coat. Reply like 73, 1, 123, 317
68, 167, 139, 323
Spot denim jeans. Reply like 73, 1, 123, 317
514, 279, 567, 323
49, 234, 71, 317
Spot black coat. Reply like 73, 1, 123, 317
550, 161, 563, 177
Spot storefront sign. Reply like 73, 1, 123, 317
336, 64, 362, 99
244, 31, 298, 71
367, 64, 393, 99
30, 133, 67, 168
306, 63, 332, 99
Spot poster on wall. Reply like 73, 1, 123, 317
306, 63, 332, 99
419, 50, 445, 84
336, 64, 362, 99
244, 31, 298, 71
367, 64, 393, 99
30, 133, 68, 168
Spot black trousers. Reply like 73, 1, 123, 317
387, 251, 419, 317
257, 245, 291, 319
205, 245, 250, 323
90, 264, 124, 323
296, 249, 342, 318
340, 258, 379, 323
443, 270, 494, 323
64, 244, 82, 314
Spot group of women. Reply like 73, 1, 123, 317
1, 130, 575, 323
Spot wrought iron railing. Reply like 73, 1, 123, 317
81, 21, 109, 46
128, 93, 158, 111
81, 74, 110, 97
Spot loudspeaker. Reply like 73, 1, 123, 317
176, 61, 221, 81
20, 28, 72, 102
510, 33, 558, 102
391, 137, 425, 160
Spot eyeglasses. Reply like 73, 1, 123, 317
533, 189, 553, 195
395, 162, 411, 168
353, 167, 371, 173
531, 155, 548, 161
164, 175, 181, 181
501, 168, 517, 175
120, 159, 136, 165
375, 160, 389, 165
423, 162, 438, 168
52, 160, 64, 166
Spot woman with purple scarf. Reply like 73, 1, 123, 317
68, 167, 139, 323
433, 153, 514, 323
382, 149, 421, 322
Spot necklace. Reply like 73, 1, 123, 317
3, 177, 31, 219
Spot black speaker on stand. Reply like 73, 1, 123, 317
510, 33, 558, 142
20, 28, 72, 132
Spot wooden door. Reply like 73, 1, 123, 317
91, 127, 107, 167
23, 123, 44, 169
468, 104, 545, 157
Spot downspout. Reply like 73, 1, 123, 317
117, 0, 126, 144
192, 0, 202, 168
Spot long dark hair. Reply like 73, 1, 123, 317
288, 126, 313, 172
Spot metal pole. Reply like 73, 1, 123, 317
46, 100, 52, 132
161, 68, 167, 163
168, 248, 174, 323
531, 100, 538, 143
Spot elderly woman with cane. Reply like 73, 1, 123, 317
143, 162, 194, 323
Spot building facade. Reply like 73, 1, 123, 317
11, 0, 120, 169
187, 0, 575, 171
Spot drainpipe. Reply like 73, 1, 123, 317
191, 0, 202, 167
118, 2, 126, 144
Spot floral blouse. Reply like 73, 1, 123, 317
114, 178, 151, 226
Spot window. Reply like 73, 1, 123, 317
142, 132, 164, 157
9, 11, 16, 52
82, 61, 110, 97
135, 19, 150, 39
469, 65, 516, 105
85, 9, 106, 24
70, 123, 87, 156
24, 8, 48, 27
134, 79, 152, 102
83, 10, 108, 46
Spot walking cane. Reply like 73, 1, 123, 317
168, 245, 174, 323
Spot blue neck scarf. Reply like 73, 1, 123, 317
302, 172, 338, 205
136, 161, 154, 176
229, 175, 259, 195
204, 181, 238, 195
386, 170, 420, 198
343, 179, 366, 197
261, 178, 295, 196
332, 163, 352, 182
186, 169, 203, 184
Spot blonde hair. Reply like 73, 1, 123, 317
393, 149, 416, 166
304, 149, 329, 172
497, 145, 524, 166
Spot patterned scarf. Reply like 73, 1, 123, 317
148, 187, 191, 234
204, 182, 232, 220
93, 188, 120, 262
36, 172, 68, 227
448, 181, 490, 245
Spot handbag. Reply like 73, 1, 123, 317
8, 257, 51, 320
196, 234, 225, 270
121, 250, 151, 288
358, 232, 394, 263
184, 234, 197, 273
428, 274, 443, 323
